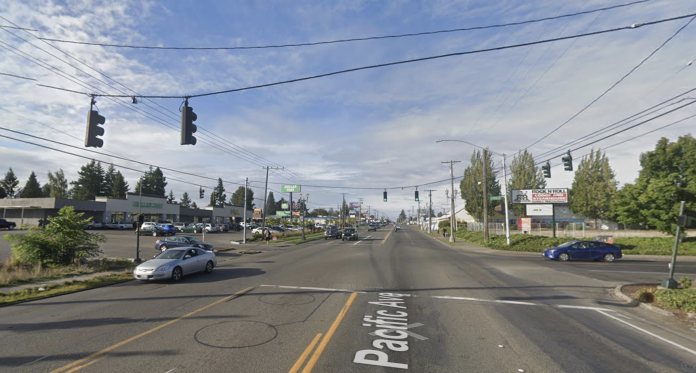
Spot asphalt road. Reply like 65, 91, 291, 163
1, 226, 696, 372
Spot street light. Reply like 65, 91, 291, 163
134, 178, 143, 263
436, 139, 511, 245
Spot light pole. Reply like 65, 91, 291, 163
436, 139, 511, 245
134, 178, 143, 263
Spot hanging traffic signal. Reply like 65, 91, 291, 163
562, 150, 573, 171
383, 191, 388, 202
199, 187, 204, 199
542, 161, 551, 178
85, 108, 105, 148
415, 190, 419, 202
181, 100, 197, 145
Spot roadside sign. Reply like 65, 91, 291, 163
281, 185, 301, 193
511, 189, 568, 204
489, 196, 502, 201
349, 202, 361, 209
526, 204, 553, 216
281, 203, 289, 209
276, 211, 290, 217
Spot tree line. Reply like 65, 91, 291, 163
459, 134, 696, 234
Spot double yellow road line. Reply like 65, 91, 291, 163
289, 292, 357, 373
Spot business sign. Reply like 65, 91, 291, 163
511, 189, 568, 204
281, 185, 301, 193
526, 204, 553, 216
519, 217, 532, 232
349, 202, 361, 209
281, 203, 289, 210
253, 208, 263, 219
132, 202, 163, 209
276, 211, 290, 217
292, 202, 301, 210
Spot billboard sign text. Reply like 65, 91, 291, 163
511, 189, 568, 204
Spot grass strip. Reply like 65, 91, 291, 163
0, 272, 132, 305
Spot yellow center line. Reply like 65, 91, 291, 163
301, 292, 357, 373
381, 230, 392, 245
288, 333, 323, 373
50, 286, 255, 373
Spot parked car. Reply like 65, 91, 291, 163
342, 228, 359, 241
0, 218, 17, 230
159, 224, 177, 235
173, 222, 187, 232
542, 240, 622, 262
229, 223, 243, 231
218, 223, 230, 233
204, 223, 220, 233
85, 221, 103, 230
181, 223, 203, 233
154, 235, 214, 252
133, 248, 217, 281
137, 225, 168, 236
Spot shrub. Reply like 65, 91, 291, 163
654, 288, 696, 313
5, 206, 105, 266
679, 276, 693, 289
635, 288, 655, 303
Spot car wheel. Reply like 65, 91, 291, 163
603, 253, 616, 262
8, 225, 14, 230
324, 237, 327, 240
152, 231, 158, 237
171, 267, 183, 281
558, 253, 570, 261
205, 261, 214, 273
160, 245, 168, 253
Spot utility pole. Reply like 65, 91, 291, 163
261, 166, 283, 235
300, 193, 309, 240
425, 189, 437, 233
134, 178, 143, 263
442, 160, 461, 242
483, 149, 489, 244
502, 154, 511, 245
342, 193, 349, 227
242, 177, 248, 244
663, 201, 686, 288
358, 197, 364, 228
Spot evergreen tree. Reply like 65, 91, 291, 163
191, 201, 198, 209
104, 164, 116, 196
71, 160, 106, 200
45, 169, 70, 199
230, 186, 255, 208
508, 150, 546, 217
266, 192, 277, 215
180, 192, 192, 208
0, 168, 20, 198
460, 150, 501, 221
398, 209, 407, 222
19, 172, 43, 198
134, 167, 167, 197
167, 189, 176, 204
275, 197, 288, 212
0, 186, 6, 199
110, 171, 129, 198
569, 149, 617, 227
214, 178, 226, 207
208, 191, 217, 207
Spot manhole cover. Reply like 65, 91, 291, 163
259, 293, 315, 305
195, 321, 277, 348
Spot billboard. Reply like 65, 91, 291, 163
511, 189, 568, 204
281, 185, 301, 193
349, 202, 361, 209
253, 208, 263, 219
526, 204, 553, 216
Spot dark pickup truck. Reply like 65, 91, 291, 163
324, 225, 342, 239
0, 218, 17, 230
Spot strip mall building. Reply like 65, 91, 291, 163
0, 192, 252, 226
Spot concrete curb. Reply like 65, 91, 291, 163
612, 284, 676, 317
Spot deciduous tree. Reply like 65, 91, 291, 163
508, 150, 546, 217
44, 169, 70, 198
230, 186, 254, 208
460, 150, 501, 221
569, 149, 617, 227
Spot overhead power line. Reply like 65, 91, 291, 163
32, 0, 652, 50
523, 15, 696, 151
34, 13, 696, 100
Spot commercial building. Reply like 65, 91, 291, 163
0, 193, 251, 226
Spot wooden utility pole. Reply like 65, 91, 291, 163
483, 149, 489, 244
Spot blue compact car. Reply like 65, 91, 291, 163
542, 240, 622, 262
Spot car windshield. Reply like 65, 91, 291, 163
188, 237, 203, 244
155, 249, 185, 260
558, 241, 577, 248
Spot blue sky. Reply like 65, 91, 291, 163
2, 0, 696, 219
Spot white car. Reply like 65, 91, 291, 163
133, 248, 217, 281
204, 223, 220, 233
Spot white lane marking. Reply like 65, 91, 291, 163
432, 295, 615, 311
597, 310, 696, 357
354, 236, 371, 245
587, 270, 696, 275
260, 285, 611, 311
261, 284, 367, 294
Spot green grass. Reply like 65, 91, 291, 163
0, 258, 137, 286
452, 230, 696, 255
0, 273, 133, 305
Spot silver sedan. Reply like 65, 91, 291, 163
133, 248, 217, 281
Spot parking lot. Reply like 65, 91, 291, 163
0, 229, 251, 261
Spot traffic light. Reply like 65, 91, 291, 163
562, 151, 573, 171
199, 187, 204, 199
181, 100, 197, 145
542, 161, 551, 178
85, 109, 105, 147
415, 190, 419, 202
383, 191, 388, 202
